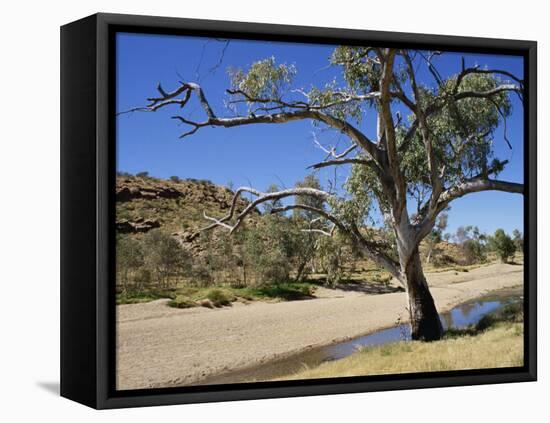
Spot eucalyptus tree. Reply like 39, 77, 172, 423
124, 48, 523, 340
512, 228, 524, 253
489, 229, 517, 263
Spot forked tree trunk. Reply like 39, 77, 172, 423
403, 247, 443, 341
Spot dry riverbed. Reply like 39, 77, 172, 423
116, 263, 523, 390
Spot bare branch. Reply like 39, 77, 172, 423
226, 88, 309, 109
303, 215, 336, 237
130, 82, 386, 165
488, 98, 513, 149
227, 88, 380, 112
301, 226, 336, 237
307, 157, 371, 170
454, 84, 522, 101
455, 66, 524, 93
439, 178, 523, 204
270, 204, 342, 230
392, 90, 416, 112
418, 51, 444, 86
271, 204, 402, 280
202, 211, 235, 231
118, 82, 214, 118
415, 178, 523, 241
311, 133, 358, 160
200, 186, 332, 234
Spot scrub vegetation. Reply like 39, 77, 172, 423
115, 174, 523, 310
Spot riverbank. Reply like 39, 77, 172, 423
116, 263, 523, 390
282, 303, 524, 381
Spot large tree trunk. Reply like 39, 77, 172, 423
403, 247, 443, 341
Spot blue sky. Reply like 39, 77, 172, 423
116, 32, 524, 236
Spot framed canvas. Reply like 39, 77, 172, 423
60, 13, 537, 409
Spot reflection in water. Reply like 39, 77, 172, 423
198, 292, 522, 385
442, 300, 501, 330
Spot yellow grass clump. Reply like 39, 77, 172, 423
282, 322, 523, 381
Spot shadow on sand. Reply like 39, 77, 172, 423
333, 280, 405, 295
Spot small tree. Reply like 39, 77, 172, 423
243, 217, 292, 285
489, 229, 516, 263
425, 212, 448, 264
169, 175, 181, 183
512, 229, 524, 253
316, 233, 358, 286
287, 216, 317, 281
134, 268, 152, 292
462, 239, 485, 264
143, 229, 191, 287
287, 175, 328, 280
116, 235, 144, 293
454, 225, 487, 265
262, 184, 284, 213
205, 230, 243, 285
294, 175, 325, 220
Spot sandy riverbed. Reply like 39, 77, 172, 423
116, 263, 523, 390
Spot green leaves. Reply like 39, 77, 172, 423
228, 56, 296, 101
307, 81, 363, 122
488, 228, 517, 263
331, 46, 381, 94
326, 160, 380, 229
294, 174, 325, 219
400, 71, 514, 191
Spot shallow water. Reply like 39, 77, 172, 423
197, 288, 523, 385
323, 293, 520, 361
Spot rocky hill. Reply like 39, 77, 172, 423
116, 175, 258, 252
116, 175, 467, 267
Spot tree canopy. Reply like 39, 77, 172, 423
123, 46, 524, 340
124, 47, 522, 280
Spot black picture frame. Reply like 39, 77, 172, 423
61, 12, 537, 409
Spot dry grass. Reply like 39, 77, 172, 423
281, 322, 523, 381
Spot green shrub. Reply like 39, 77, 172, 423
205, 288, 234, 307
488, 229, 516, 263
462, 239, 486, 265
234, 282, 315, 301
168, 296, 197, 309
